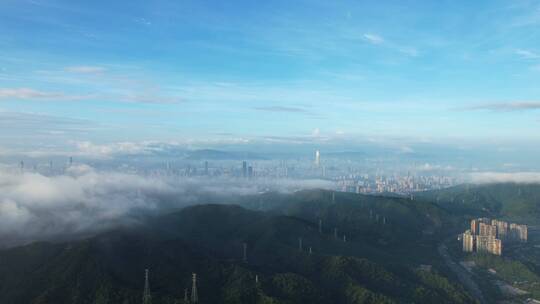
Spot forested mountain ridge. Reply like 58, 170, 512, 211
0, 191, 477, 304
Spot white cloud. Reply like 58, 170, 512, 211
362, 34, 418, 57
463, 101, 540, 111
0, 166, 173, 245
0, 165, 333, 247
65, 66, 107, 74
515, 49, 540, 59
363, 33, 384, 45
399, 47, 419, 57
74, 141, 164, 158
0, 88, 65, 100
399, 146, 414, 153
470, 172, 540, 184
0, 88, 94, 102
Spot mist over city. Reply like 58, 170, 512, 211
1, 1, 540, 303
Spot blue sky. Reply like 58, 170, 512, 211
0, 0, 539, 154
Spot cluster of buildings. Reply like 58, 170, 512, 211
461, 218, 528, 256
336, 173, 456, 195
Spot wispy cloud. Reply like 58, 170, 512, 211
0, 87, 182, 104
463, 101, 540, 112
121, 93, 183, 104
65, 66, 107, 74
0, 88, 66, 100
362, 33, 418, 57
0, 111, 95, 143
253, 106, 309, 113
398, 46, 419, 57
363, 33, 384, 45
134, 17, 152, 26
515, 49, 540, 59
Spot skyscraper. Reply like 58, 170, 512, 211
242, 161, 247, 178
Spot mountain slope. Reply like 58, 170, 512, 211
418, 183, 540, 223
0, 194, 477, 304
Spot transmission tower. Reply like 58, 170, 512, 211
191, 273, 198, 303
143, 269, 152, 304
243, 242, 247, 262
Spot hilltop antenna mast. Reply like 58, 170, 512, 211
143, 269, 152, 304
191, 273, 198, 303
243, 242, 247, 262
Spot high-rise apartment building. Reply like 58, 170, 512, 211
479, 222, 497, 237
491, 219, 508, 239
510, 223, 528, 242
462, 231, 475, 252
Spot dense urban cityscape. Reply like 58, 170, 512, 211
6, 149, 461, 196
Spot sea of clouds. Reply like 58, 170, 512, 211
0, 164, 333, 247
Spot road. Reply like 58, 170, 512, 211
437, 240, 486, 304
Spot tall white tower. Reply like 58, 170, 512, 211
315, 150, 320, 167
